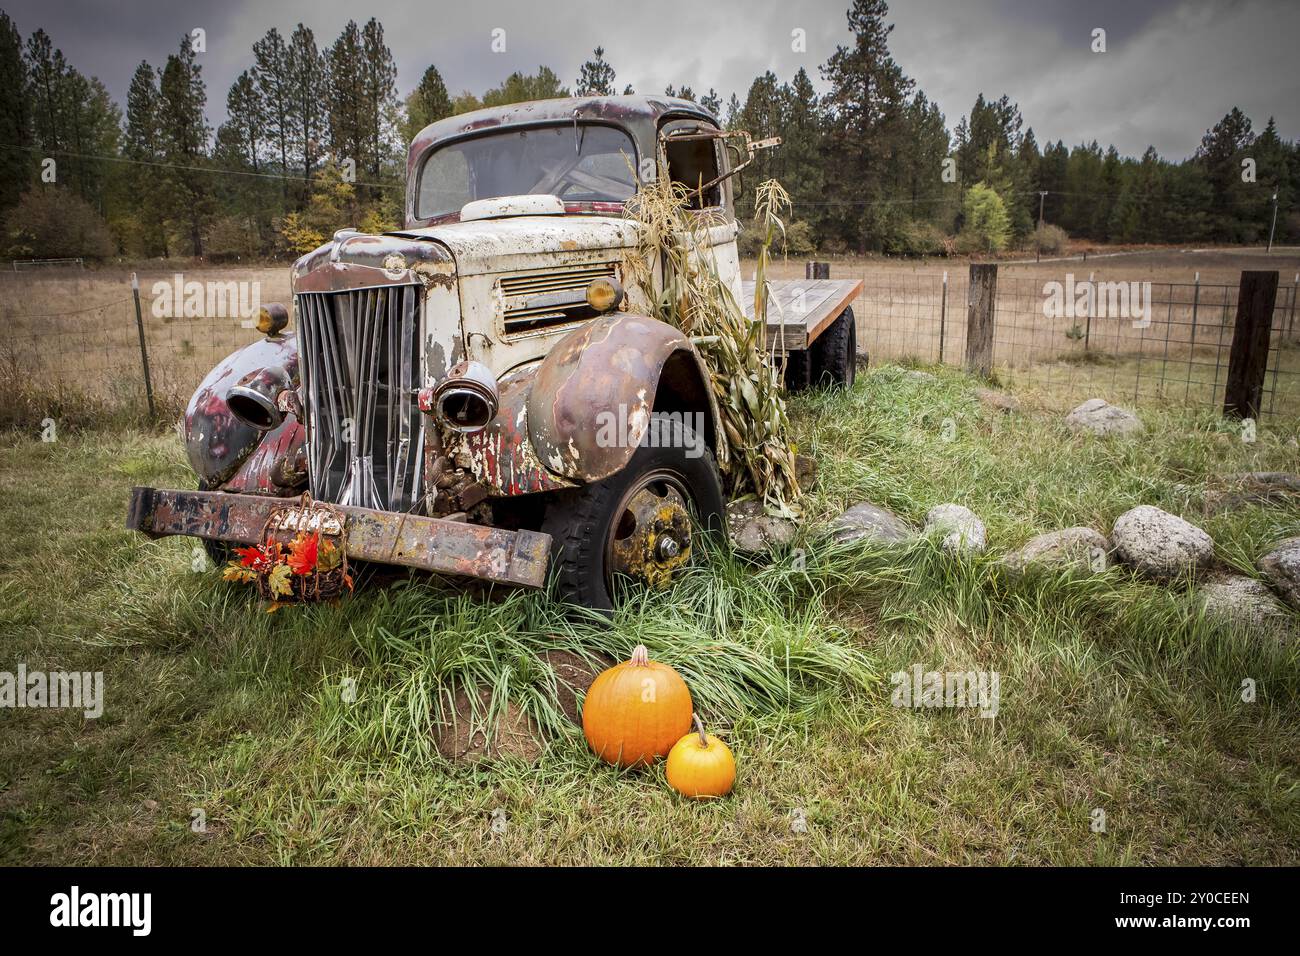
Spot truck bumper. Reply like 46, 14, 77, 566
125, 487, 551, 589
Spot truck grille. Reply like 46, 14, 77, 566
295, 286, 423, 512
499, 262, 617, 335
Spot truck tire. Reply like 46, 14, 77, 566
541, 415, 725, 612
810, 307, 857, 389
783, 348, 811, 393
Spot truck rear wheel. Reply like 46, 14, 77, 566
541, 416, 725, 612
782, 348, 811, 393
810, 307, 857, 389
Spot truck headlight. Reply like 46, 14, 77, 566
256, 302, 289, 336
586, 276, 624, 313
429, 361, 499, 432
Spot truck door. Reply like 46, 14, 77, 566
657, 119, 745, 308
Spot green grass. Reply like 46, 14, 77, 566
1, 365, 1299, 865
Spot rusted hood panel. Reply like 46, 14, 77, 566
292, 230, 456, 293
390, 215, 640, 277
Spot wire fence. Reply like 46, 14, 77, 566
0, 268, 269, 426
2, 260, 1299, 431
850, 267, 1300, 418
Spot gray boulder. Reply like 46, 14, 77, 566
1003, 527, 1112, 574
831, 502, 916, 545
924, 504, 987, 554
1111, 505, 1213, 579
727, 499, 798, 553
1258, 536, 1300, 609
1065, 398, 1144, 436
1200, 574, 1292, 636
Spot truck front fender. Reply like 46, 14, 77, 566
525, 313, 719, 483
185, 333, 304, 490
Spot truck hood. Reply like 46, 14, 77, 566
390, 215, 641, 277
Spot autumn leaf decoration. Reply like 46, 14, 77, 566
223, 529, 353, 604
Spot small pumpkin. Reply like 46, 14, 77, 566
666, 713, 736, 799
583, 644, 692, 767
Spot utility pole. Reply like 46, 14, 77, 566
1037, 190, 1048, 229
1267, 191, 1279, 253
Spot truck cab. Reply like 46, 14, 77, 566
127, 96, 859, 611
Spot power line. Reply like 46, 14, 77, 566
0, 143, 404, 190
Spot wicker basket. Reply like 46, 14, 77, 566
254, 494, 351, 604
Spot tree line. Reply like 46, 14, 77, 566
0, 0, 1294, 263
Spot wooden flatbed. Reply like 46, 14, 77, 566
740, 278, 862, 352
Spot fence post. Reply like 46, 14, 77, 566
1084, 271, 1094, 351
805, 261, 830, 280
964, 263, 997, 377
938, 270, 948, 364
1223, 270, 1280, 420
1289, 272, 1298, 340
130, 272, 156, 419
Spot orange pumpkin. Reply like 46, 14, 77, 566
666, 713, 736, 798
583, 645, 692, 767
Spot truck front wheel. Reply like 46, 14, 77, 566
541, 416, 725, 611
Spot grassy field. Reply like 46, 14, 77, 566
2, 365, 1299, 865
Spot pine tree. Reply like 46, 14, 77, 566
0, 11, 30, 210
286, 24, 330, 194
820, 0, 915, 250
123, 61, 167, 255
326, 21, 366, 177
359, 18, 398, 183
482, 67, 568, 107
252, 28, 291, 191
403, 65, 452, 143
575, 47, 615, 96
157, 35, 211, 256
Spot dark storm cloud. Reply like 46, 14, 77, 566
4, 0, 1296, 159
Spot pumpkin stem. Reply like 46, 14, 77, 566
630, 644, 649, 666
693, 712, 707, 749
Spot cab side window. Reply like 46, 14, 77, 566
663, 133, 722, 210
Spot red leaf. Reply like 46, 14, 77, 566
287, 532, 320, 576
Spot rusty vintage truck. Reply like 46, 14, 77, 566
125, 95, 863, 610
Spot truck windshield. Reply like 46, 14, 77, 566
416, 124, 638, 221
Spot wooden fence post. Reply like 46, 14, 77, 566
805, 261, 830, 280
130, 272, 156, 419
964, 263, 997, 377
1223, 270, 1280, 419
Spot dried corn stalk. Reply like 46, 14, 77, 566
624, 175, 802, 517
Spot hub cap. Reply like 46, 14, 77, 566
606, 472, 694, 590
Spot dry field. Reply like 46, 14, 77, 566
0, 264, 290, 416
3, 247, 1299, 421
758, 247, 1300, 414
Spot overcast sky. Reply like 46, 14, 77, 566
6, 0, 1297, 160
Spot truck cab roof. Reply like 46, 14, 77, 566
405, 95, 724, 229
